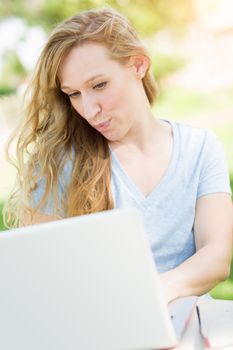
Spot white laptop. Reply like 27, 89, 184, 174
0, 207, 197, 350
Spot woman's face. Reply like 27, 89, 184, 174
59, 43, 147, 142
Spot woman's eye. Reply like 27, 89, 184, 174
94, 81, 107, 90
68, 91, 81, 98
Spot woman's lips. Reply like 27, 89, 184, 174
94, 119, 111, 132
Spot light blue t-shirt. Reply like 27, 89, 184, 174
31, 120, 232, 273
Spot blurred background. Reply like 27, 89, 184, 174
0, 0, 233, 299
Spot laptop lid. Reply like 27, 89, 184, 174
0, 207, 177, 350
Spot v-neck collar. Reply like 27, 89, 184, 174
110, 120, 178, 206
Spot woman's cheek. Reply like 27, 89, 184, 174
70, 100, 83, 116
102, 89, 122, 111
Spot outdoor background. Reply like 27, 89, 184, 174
0, 0, 233, 299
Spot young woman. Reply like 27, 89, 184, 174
5, 7, 233, 302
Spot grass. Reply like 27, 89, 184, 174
212, 122, 233, 174
154, 86, 233, 121
210, 280, 233, 300
0, 201, 7, 231
210, 258, 233, 300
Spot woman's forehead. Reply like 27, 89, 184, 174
58, 43, 123, 88
61, 43, 111, 70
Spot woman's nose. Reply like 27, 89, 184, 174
81, 95, 101, 121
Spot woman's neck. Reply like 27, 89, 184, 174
109, 110, 170, 155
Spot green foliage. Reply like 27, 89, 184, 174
211, 255, 233, 300
212, 122, 233, 175
1, 51, 27, 90
151, 53, 187, 81
0, 202, 7, 232
210, 280, 233, 300
0, 86, 16, 96
210, 173, 233, 299
155, 86, 233, 125
0, 0, 195, 91
5, 51, 26, 76
155, 88, 217, 120
38, 0, 95, 30
0, 0, 29, 21
230, 174, 233, 193
0, 0, 195, 35
230, 256, 233, 281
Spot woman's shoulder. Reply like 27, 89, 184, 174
62, 150, 74, 174
166, 119, 218, 148
33, 147, 75, 187
161, 119, 224, 166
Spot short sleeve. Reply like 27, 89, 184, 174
30, 157, 73, 216
197, 130, 232, 198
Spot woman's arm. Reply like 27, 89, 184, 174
160, 193, 233, 303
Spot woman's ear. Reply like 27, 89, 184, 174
128, 55, 149, 79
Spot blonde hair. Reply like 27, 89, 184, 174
4, 6, 158, 227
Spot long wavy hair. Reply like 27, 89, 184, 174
4, 7, 158, 227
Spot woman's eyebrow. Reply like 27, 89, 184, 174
61, 74, 105, 90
